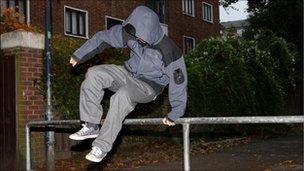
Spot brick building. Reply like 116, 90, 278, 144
1, 0, 220, 53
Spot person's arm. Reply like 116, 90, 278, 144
71, 25, 132, 64
166, 57, 188, 123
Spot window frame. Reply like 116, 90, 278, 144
183, 35, 196, 54
104, 15, 124, 30
181, 0, 195, 17
64, 5, 89, 39
202, 2, 213, 23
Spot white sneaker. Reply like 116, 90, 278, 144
85, 146, 107, 163
69, 124, 99, 140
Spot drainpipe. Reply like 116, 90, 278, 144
44, 0, 54, 170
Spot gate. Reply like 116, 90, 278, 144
0, 53, 17, 171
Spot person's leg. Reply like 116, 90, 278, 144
90, 73, 156, 154
70, 64, 127, 140
79, 64, 126, 124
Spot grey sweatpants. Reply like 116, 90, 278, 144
79, 64, 156, 152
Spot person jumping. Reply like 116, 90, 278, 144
69, 6, 187, 163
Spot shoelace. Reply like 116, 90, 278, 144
91, 146, 102, 156
77, 124, 90, 135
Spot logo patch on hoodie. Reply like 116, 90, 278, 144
174, 68, 184, 84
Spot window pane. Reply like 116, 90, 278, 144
79, 13, 85, 35
65, 11, 71, 33
18, 0, 25, 22
71, 11, 77, 34
1, 0, 7, 8
204, 5, 208, 20
106, 17, 123, 30
9, 0, 15, 7
206, 6, 209, 20
207, 6, 211, 21
188, 0, 191, 14
189, 0, 193, 14
184, 37, 194, 54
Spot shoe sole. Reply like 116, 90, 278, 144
69, 134, 98, 141
85, 154, 103, 163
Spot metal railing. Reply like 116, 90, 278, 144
26, 116, 304, 171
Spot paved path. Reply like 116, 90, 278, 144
137, 134, 303, 171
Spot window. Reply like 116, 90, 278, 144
105, 16, 123, 30
1, 0, 27, 23
182, 0, 194, 17
183, 36, 195, 54
146, 0, 166, 23
202, 2, 213, 23
64, 6, 88, 38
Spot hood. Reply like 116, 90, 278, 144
123, 6, 164, 45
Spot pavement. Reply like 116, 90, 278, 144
136, 134, 303, 171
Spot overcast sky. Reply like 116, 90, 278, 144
220, 0, 249, 22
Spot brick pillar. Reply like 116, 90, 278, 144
1, 30, 46, 169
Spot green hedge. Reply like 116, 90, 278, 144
186, 35, 297, 117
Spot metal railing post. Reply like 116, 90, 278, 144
25, 125, 31, 171
183, 123, 190, 171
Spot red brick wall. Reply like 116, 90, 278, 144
29, 0, 220, 49
30, 0, 145, 37
167, 0, 220, 50
2, 47, 46, 167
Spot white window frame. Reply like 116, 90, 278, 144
202, 2, 213, 23
183, 35, 196, 54
105, 16, 124, 30
182, 0, 195, 17
64, 5, 89, 39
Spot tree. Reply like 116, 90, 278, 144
247, 0, 303, 55
221, 0, 303, 54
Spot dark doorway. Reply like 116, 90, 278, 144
0, 52, 17, 171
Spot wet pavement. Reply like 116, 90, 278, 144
137, 134, 303, 171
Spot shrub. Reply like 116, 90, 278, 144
185, 35, 300, 135
186, 36, 285, 117
253, 29, 298, 94
0, 8, 40, 34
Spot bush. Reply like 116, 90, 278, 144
0, 8, 41, 34
185, 35, 299, 135
186, 36, 285, 117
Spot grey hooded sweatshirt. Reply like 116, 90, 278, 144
72, 6, 187, 121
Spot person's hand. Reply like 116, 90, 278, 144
162, 117, 176, 126
69, 57, 77, 67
